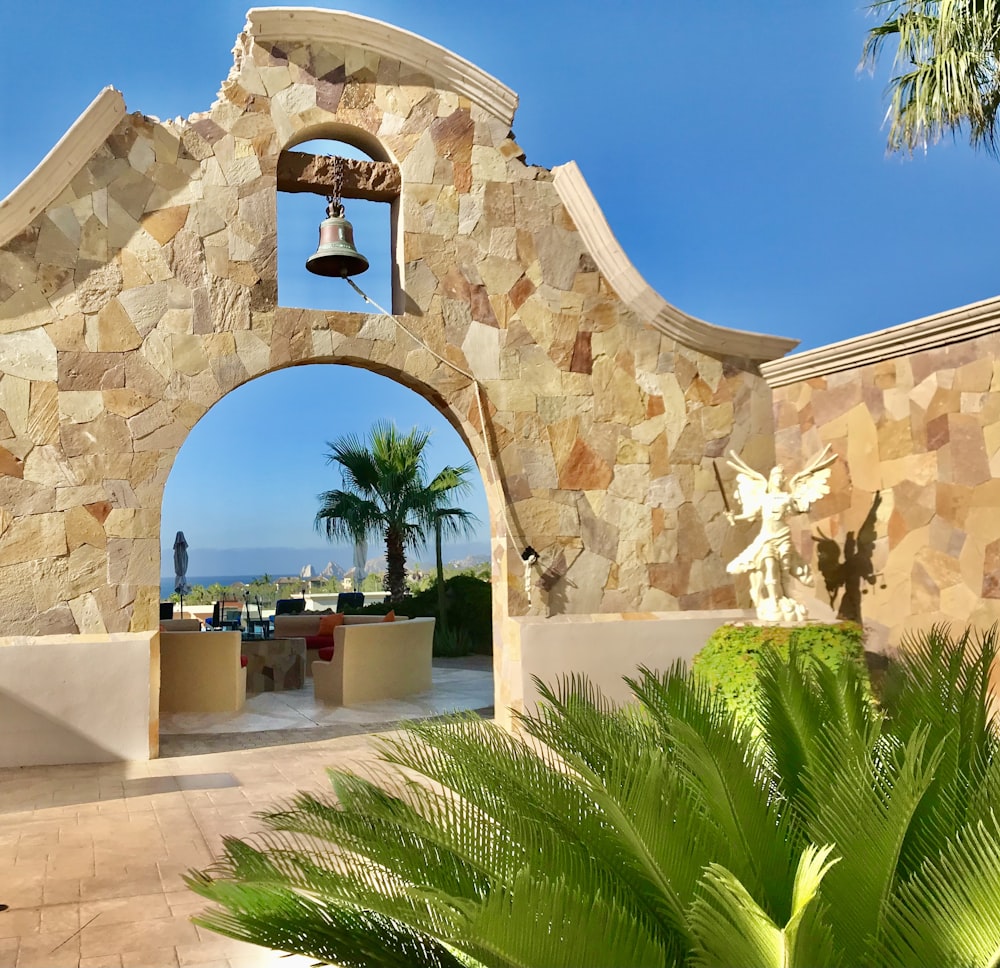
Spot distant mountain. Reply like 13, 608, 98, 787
408, 552, 490, 572
448, 553, 490, 571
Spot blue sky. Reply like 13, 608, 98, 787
4, 1, 1000, 575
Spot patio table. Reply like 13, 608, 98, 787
241, 637, 307, 692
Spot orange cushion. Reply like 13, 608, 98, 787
383, 610, 395, 622
317, 613, 344, 636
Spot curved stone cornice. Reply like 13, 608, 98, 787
0, 87, 127, 249
551, 162, 798, 364
760, 293, 1000, 388
245, 7, 519, 127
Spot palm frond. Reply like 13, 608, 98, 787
862, 0, 1000, 155
314, 489, 383, 543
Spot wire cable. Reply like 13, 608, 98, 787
343, 276, 522, 552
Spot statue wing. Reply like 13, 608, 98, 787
726, 452, 766, 514
788, 445, 837, 510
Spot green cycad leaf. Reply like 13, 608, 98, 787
192, 832, 469, 949
754, 650, 830, 810
185, 878, 472, 968
881, 624, 1000, 877
799, 717, 943, 965
687, 845, 842, 968
523, 672, 728, 930
525, 674, 657, 779
879, 813, 1000, 968
628, 665, 798, 922
379, 713, 683, 954
261, 776, 495, 900
461, 867, 670, 968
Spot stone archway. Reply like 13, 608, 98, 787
0, 8, 796, 757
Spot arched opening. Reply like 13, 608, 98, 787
158, 363, 495, 752
277, 133, 400, 314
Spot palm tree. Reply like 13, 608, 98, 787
427, 465, 479, 626
314, 422, 476, 604
187, 625, 1000, 967
862, 0, 1000, 155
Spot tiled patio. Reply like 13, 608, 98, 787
0, 657, 494, 967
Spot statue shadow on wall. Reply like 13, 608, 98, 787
812, 491, 886, 624
536, 548, 579, 616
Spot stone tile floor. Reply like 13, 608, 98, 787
0, 657, 494, 967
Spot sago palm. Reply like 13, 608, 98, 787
187, 625, 1000, 967
315, 422, 476, 603
863, 0, 1000, 155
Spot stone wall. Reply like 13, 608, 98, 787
764, 297, 1000, 648
0, 9, 793, 644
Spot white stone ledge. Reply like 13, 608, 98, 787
517, 609, 753, 711
760, 293, 1000, 387
246, 7, 519, 127
0, 87, 127, 249
551, 162, 799, 363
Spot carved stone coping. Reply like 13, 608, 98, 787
760, 293, 1000, 388
0, 87, 127, 249
551, 162, 799, 364
245, 7, 519, 127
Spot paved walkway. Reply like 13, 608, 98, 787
0, 657, 494, 967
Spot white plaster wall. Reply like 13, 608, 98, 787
0, 633, 154, 766
517, 611, 753, 712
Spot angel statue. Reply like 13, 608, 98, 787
723, 446, 837, 623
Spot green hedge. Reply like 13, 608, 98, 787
349, 574, 492, 657
692, 622, 866, 723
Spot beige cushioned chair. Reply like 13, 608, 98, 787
312, 616, 434, 706
159, 630, 247, 713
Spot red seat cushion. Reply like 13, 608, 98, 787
240, 655, 248, 668
304, 635, 331, 650
316, 645, 335, 662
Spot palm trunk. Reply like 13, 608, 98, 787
435, 518, 447, 628
385, 527, 408, 603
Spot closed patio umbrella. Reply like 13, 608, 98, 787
173, 531, 190, 618
353, 537, 367, 590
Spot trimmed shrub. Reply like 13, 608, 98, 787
692, 621, 866, 723
351, 574, 492, 656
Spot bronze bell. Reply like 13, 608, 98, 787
305, 201, 369, 278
